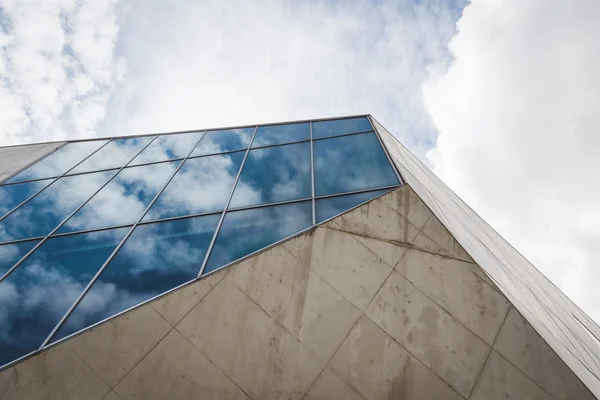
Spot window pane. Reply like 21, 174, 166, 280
0, 227, 128, 367
58, 162, 179, 233
69, 136, 155, 174
0, 170, 117, 243
316, 189, 391, 223
143, 152, 244, 221
312, 117, 372, 139
204, 201, 312, 275
0, 179, 53, 218
190, 128, 253, 157
314, 132, 398, 196
251, 122, 309, 147
129, 132, 203, 166
230, 142, 311, 208
51, 214, 220, 342
0, 239, 39, 278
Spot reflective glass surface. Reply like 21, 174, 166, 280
0, 228, 128, 366
6, 141, 107, 183
204, 201, 312, 275
316, 189, 391, 223
52, 214, 220, 342
58, 162, 179, 233
69, 136, 155, 175
0, 171, 117, 243
143, 152, 244, 221
130, 131, 203, 165
0, 239, 39, 278
230, 142, 311, 208
0, 179, 53, 218
190, 128, 254, 157
312, 117, 372, 139
252, 123, 310, 147
314, 132, 398, 196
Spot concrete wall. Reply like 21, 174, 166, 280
0, 186, 595, 400
0, 142, 66, 182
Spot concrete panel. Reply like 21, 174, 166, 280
494, 307, 596, 400
0, 142, 65, 182
413, 215, 473, 263
305, 368, 365, 400
365, 269, 490, 397
7, 346, 109, 400
310, 227, 392, 310
66, 305, 171, 387
471, 351, 553, 400
352, 234, 408, 268
329, 316, 463, 400
378, 185, 432, 231
396, 248, 510, 345
102, 391, 123, 400
0, 367, 17, 399
115, 329, 250, 400
176, 278, 323, 400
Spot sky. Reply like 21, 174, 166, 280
1, 0, 600, 323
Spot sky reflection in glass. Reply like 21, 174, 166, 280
58, 162, 178, 233
69, 136, 155, 175
0, 179, 53, 218
0, 171, 117, 243
204, 201, 312, 275
230, 142, 311, 208
252, 123, 309, 147
314, 132, 398, 196
316, 189, 391, 223
312, 117, 372, 139
0, 228, 128, 367
130, 131, 203, 165
52, 214, 219, 342
6, 141, 107, 183
190, 128, 253, 157
0, 239, 39, 278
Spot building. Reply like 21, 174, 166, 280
0, 115, 598, 399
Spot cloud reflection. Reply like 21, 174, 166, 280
69, 136, 154, 175
190, 128, 253, 157
130, 131, 202, 165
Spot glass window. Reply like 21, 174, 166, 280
0, 239, 40, 278
229, 142, 311, 208
316, 189, 391, 223
0, 179, 53, 218
0, 170, 117, 243
251, 122, 309, 148
314, 132, 398, 196
58, 162, 179, 234
143, 152, 244, 222
0, 227, 128, 367
312, 117, 372, 139
190, 128, 254, 157
204, 201, 312, 275
51, 214, 220, 342
6, 141, 107, 183
129, 132, 203, 166
68, 136, 155, 175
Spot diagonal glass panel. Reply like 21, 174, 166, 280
312, 117, 372, 139
51, 214, 220, 342
204, 201, 312, 275
314, 132, 398, 196
0, 227, 128, 367
58, 162, 179, 233
0, 170, 117, 243
5, 141, 107, 183
251, 122, 310, 147
143, 152, 244, 222
315, 189, 392, 223
68, 136, 154, 175
190, 128, 254, 157
129, 132, 203, 166
0, 239, 40, 278
0, 179, 53, 218
229, 142, 311, 209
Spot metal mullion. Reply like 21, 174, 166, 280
314, 185, 400, 201
367, 115, 404, 185
0, 236, 46, 246
310, 121, 316, 225
0, 176, 59, 186
227, 197, 312, 213
311, 129, 375, 142
187, 148, 246, 160
39, 131, 208, 350
138, 209, 223, 225
0, 142, 68, 185
250, 138, 311, 151
48, 224, 135, 238
124, 157, 186, 169
197, 126, 258, 278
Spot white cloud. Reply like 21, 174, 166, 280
423, 0, 600, 321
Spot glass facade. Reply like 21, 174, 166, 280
0, 115, 402, 368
